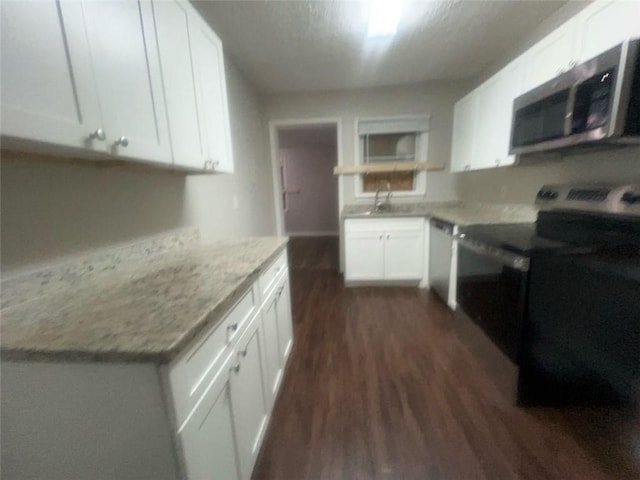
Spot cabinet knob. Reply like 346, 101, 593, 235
495, 159, 500, 166
386, 234, 390, 240
227, 323, 238, 333
379, 234, 383, 240
204, 159, 213, 170
238, 348, 248, 358
114, 136, 129, 147
230, 363, 241, 374
464, 165, 470, 171
89, 128, 106, 141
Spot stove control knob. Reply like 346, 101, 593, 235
537, 189, 558, 200
621, 192, 640, 205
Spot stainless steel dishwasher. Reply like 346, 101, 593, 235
429, 218, 455, 303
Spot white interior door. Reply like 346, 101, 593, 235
0, 0, 105, 151
81, 0, 171, 163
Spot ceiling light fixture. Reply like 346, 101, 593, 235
367, 0, 403, 38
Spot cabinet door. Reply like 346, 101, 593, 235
0, 0, 105, 152
384, 229, 424, 280
152, 0, 207, 170
524, 18, 578, 91
473, 76, 502, 170
189, 13, 234, 173
494, 59, 526, 167
230, 317, 268, 480
575, 0, 640, 62
81, 0, 171, 164
450, 91, 478, 172
344, 230, 385, 281
179, 353, 241, 480
261, 292, 282, 404
275, 275, 293, 364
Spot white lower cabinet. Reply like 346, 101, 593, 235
171, 250, 292, 480
179, 353, 241, 480
229, 315, 269, 480
275, 276, 293, 363
261, 269, 294, 406
345, 218, 425, 282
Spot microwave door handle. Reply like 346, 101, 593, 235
457, 236, 530, 272
564, 86, 577, 136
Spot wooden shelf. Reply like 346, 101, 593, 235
333, 161, 445, 176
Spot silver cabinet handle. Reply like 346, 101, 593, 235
114, 136, 129, 147
230, 363, 240, 373
89, 128, 106, 141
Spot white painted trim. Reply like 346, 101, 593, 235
287, 231, 339, 237
268, 117, 343, 237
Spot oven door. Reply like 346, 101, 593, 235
456, 237, 530, 363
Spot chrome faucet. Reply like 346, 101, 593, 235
374, 181, 392, 211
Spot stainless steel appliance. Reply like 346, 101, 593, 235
429, 218, 455, 304
510, 38, 640, 157
457, 184, 640, 406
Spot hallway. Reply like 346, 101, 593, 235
252, 237, 639, 480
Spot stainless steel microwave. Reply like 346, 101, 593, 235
510, 38, 640, 157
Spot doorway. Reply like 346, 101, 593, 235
270, 120, 341, 271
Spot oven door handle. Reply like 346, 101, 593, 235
456, 235, 530, 272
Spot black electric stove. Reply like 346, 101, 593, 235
456, 183, 640, 407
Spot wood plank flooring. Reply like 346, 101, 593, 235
252, 237, 639, 480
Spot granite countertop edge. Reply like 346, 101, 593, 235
1, 239, 288, 365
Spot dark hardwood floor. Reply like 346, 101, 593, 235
252, 237, 639, 480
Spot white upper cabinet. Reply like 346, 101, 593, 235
152, 0, 207, 170
574, 0, 640, 62
451, 0, 638, 173
523, 18, 579, 91
81, 0, 171, 164
1, 0, 233, 173
450, 91, 478, 172
189, 13, 234, 173
469, 60, 524, 170
0, 0, 106, 152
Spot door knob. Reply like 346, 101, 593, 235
89, 128, 106, 141
114, 136, 129, 147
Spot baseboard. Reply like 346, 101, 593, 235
286, 231, 339, 237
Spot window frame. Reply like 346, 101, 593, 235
354, 115, 430, 198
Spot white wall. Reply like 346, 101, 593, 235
264, 81, 470, 211
1, 62, 276, 271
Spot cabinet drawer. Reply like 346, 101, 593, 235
345, 217, 424, 233
168, 285, 257, 428
259, 250, 288, 300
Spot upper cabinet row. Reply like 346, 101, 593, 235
0, 0, 233, 173
451, 0, 640, 173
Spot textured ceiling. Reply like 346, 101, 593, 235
193, 0, 568, 94
278, 125, 337, 149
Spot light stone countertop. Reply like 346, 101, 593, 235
1, 236, 288, 364
342, 201, 538, 226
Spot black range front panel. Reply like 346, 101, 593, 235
456, 242, 529, 363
